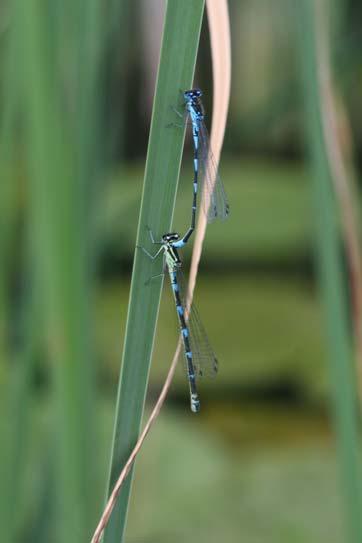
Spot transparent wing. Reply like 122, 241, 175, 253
186, 301, 218, 379
175, 271, 218, 380
198, 120, 230, 223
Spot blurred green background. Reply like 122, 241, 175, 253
1, 0, 362, 542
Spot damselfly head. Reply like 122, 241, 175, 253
162, 232, 180, 242
184, 88, 203, 101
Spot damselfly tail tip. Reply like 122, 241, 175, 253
191, 396, 200, 413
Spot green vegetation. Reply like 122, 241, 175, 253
0, 0, 361, 542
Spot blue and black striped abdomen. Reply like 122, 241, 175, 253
169, 270, 200, 413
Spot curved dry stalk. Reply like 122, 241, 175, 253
90, 2, 231, 541
314, 2, 362, 392
188, 0, 231, 295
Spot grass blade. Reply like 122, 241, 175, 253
0, 11, 33, 541
297, 2, 362, 541
103, 2, 205, 541
17, 0, 98, 540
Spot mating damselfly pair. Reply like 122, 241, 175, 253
139, 89, 229, 412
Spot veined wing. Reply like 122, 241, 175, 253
198, 120, 230, 223
176, 271, 218, 380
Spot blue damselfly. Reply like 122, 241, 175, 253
173, 89, 229, 239
139, 227, 218, 413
